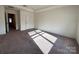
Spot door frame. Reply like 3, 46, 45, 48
5, 8, 20, 33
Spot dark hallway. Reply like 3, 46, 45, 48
8, 13, 16, 31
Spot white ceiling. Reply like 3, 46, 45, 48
9, 5, 65, 12
25, 5, 53, 10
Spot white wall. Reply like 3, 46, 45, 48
77, 19, 79, 44
20, 9, 34, 31
35, 6, 77, 38
0, 6, 6, 35
77, 7, 79, 44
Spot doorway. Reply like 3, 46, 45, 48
8, 13, 16, 31
5, 8, 20, 33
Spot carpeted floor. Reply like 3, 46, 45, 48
0, 29, 79, 54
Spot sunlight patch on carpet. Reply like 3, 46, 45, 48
33, 36, 53, 54
35, 30, 42, 33
42, 33, 57, 43
28, 31, 36, 36
28, 30, 58, 54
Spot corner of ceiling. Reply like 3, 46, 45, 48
35, 5, 68, 13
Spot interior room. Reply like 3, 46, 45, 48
0, 5, 79, 54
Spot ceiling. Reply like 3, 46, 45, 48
8, 5, 65, 12
23, 5, 53, 10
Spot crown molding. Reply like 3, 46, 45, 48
10, 5, 69, 13
11, 5, 34, 12
35, 5, 69, 13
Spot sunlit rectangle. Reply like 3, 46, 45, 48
39, 32, 45, 35
28, 31, 36, 36
35, 30, 42, 33
33, 36, 53, 54
42, 33, 57, 43
31, 34, 39, 38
